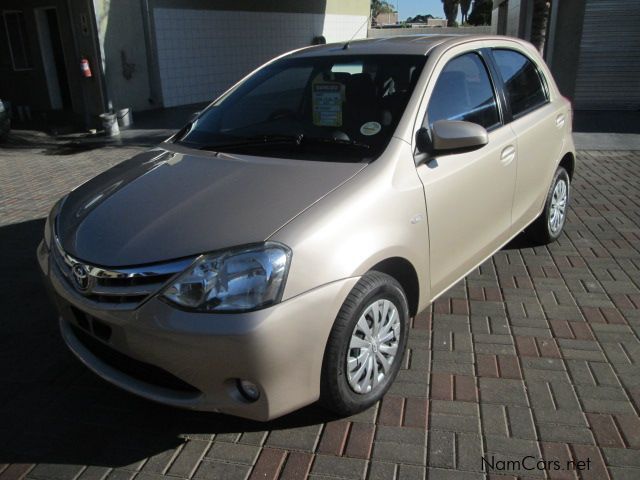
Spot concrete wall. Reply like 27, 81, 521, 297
154, 9, 368, 107
505, 0, 523, 37
367, 26, 492, 38
0, 0, 371, 118
545, 0, 586, 101
0, 0, 64, 113
0, 0, 106, 124
93, 0, 153, 112
148, 0, 369, 107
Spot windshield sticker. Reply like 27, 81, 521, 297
312, 78, 344, 127
360, 121, 382, 136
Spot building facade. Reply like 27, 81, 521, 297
0, 0, 369, 127
492, 0, 640, 111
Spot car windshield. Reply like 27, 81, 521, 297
176, 54, 427, 162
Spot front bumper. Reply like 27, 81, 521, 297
38, 240, 358, 421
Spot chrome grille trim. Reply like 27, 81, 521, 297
52, 234, 194, 308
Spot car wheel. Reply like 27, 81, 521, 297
529, 166, 570, 244
320, 271, 409, 416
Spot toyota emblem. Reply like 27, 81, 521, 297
71, 264, 91, 292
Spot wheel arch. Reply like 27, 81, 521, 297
369, 257, 420, 318
559, 152, 575, 180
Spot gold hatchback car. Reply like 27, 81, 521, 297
39, 35, 574, 421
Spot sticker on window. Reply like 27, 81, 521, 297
360, 121, 382, 136
312, 75, 344, 127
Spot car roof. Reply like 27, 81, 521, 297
287, 34, 499, 58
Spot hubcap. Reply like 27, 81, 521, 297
549, 178, 568, 234
346, 299, 401, 394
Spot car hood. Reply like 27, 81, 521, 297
56, 144, 366, 267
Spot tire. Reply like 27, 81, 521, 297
320, 271, 409, 416
528, 166, 570, 245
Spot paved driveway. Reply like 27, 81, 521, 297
0, 135, 639, 480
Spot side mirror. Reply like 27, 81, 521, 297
416, 120, 488, 155
431, 120, 488, 153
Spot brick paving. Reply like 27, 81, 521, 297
1, 136, 639, 480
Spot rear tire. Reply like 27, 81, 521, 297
528, 166, 570, 244
320, 271, 409, 416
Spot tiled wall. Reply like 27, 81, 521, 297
153, 9, 368, 107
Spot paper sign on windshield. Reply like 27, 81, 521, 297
312, 81, 344, 127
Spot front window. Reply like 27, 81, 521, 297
426, 52, 500, 130
177, 55, 427, 161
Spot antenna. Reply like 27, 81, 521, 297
343, 11, 372, 50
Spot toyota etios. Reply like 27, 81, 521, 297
39, 35, 574, 421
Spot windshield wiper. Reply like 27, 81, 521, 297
197, 133, 304, 152
303, 137, 370, 150
196, 133, 370, 154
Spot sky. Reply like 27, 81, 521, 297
391, 0, 449, 21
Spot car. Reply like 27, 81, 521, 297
38, 35, 574, 421
0, 99, 10, 140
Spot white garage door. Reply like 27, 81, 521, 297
573, 0, 640, 110
153, 8, 367, 107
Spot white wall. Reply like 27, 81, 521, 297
95, 0, 153, 111
154, 8, 368, 107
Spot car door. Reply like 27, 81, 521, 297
414, 49, 517, 298
488, 46, 568, 233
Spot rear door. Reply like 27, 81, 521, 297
488, 46, 569, 233
414, 48, 517, 298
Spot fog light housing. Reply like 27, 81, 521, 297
237, 379, 260, 402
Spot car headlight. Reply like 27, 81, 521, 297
161, 243, 291, 312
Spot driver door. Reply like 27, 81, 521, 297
415, 50, 517, 298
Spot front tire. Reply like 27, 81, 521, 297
528, 166, 570, 244
320, 271, 409, 416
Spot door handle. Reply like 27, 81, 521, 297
555, 114, 565, 128
500, 145, 516, 166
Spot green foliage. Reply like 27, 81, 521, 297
441, 0, 461, 27
371, 0, 396, 17
468, 0, 493, 26
460, 0, 472, 23
406, 14, 435, 23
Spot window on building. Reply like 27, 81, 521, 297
3, 11, 32, 70
427, 52, 500, 130
492, 49, 548, 117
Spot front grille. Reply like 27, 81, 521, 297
70, 322, 200, 394
70, 305, 112, 341
52, 236, 194, 309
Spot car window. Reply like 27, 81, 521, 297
492, 49, 548, 117
177, 55, 427, 161
220, 66, 313, 131
427, 52, 500, 130
332, 62, 363, 75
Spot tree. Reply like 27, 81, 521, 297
441, 0, 461, 27
371, 0, 397, 25
406, 14, 435, 23
460, 0, 472, 24
468, 0, 492, 26
371, 0, 396, 17
530, 0, 551, 52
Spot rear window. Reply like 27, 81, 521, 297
492, 49, 548, 117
